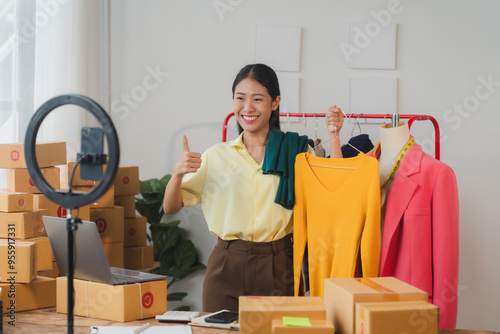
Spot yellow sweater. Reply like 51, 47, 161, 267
293, 152, 381, 297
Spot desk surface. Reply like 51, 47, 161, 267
4, 308, 499, 334
6, 308, 234, 334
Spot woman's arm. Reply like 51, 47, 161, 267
325, 105, 345, 159
163, 135, 202, 214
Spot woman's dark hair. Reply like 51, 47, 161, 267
232, 63, 281, 133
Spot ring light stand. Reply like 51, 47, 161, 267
24, 94, 120, 334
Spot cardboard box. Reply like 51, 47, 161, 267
7, 167, 60, 194
103, 242, 124, 268
114, 195, 137, 218
57, 277, 167, 322
38, 261, 60, 279
0, 240, 37, 283
0, 142, 66, 169
272, 319, 335, 334
239, 296, 326, 334
124, 246, 154, 270
0, 191, 33, 212
324, 277, 429, 334
124, 216, 147, 247
0, 210, 47, 239
60, 160, 100, 187
90, 206, 124, 243
355, 301, 439, 334
113, 166, 140, 196
73, 185, 115, 208
0, 276, 56, 313
33, 194, 91, 221
26, 236, 54, 271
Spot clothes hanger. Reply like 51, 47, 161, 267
310, 109, 358, 169
313, 109, 362, 155
350, 113, 362, 138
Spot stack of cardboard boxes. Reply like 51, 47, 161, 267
60, 163, 154, 271
0, 142, 66, 313
112, 166, 154, 271
237, 277, 439, 334
0, 142, 160, 321
56, 165, 163, 322
324, 277, 439, 334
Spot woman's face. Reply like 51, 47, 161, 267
233, 78, 280, 135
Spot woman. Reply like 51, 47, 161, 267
163, 63, 344, 311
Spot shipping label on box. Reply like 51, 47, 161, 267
0, 240, 37, 283
124, 245, 154, 270
7, 167, 60, 193
0, 142, 66, 169
355, 301, 439, 334
124, 216, 147, 247
272, 319, 335, 334
114, 195, 137, 218
90, 206, 124, 243
0, 276, 56, 313
113, 166, 140, 196
0, 210, 47, 239
57, 277, 167, 322
33, 194, 91, 221
0, 191, 33, 212
324, 277, 429, 334
102, 242, 124, 268
239, 296, 326, 334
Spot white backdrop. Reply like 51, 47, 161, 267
109, 0, 500, 330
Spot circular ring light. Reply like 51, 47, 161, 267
24, 94, 120, 209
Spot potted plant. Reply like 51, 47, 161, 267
135, 174, 206, 310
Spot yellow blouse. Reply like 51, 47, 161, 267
181, 133, 294, 242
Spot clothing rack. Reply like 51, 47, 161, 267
222, 112, 441, 160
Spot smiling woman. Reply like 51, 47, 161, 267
162, 63, 345, 312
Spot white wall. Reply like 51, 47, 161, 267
109, 0, 500, 330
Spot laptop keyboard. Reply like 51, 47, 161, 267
156, 310, 200, 322
112, 273, 142, 283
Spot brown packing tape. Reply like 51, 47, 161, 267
354, 278, 400, 301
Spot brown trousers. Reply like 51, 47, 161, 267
202, 234, 294, 312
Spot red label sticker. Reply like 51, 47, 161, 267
29, 178, 35, 187
361, 322, 364, 334
129, 228, 136, 236
123, 176, 130, 185
142, 292, 154, 309
10, 150, 20, 161
96, 218, 107, 233
18, 199, 25, 207
57, 206, 68, 218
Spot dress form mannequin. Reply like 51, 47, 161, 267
378, 122, 410, 186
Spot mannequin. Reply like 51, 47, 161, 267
377, 122, 410, 187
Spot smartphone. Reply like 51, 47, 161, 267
80, 127, 104, 181
204, 311, 239, 324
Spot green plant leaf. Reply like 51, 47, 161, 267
173, 239, 197, 270
160, 174, 172, 188
167, 292, 187, 302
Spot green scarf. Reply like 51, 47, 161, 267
262, 128, 313, 210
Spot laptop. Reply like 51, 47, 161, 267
43, 216, 167, 285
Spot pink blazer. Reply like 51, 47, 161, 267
371, 143, 459, 330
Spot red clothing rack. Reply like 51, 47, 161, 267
222, 112, 441, 160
